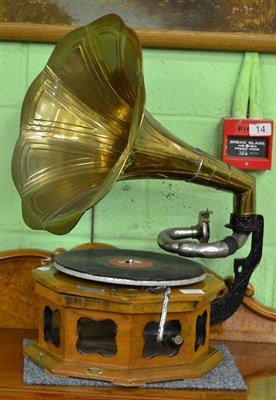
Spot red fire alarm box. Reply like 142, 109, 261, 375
222, 118, 274, 170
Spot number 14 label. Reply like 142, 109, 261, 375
249, 123, 272, 136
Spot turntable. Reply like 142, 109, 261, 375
12, 14, 264, 386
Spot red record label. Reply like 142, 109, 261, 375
108, 257, 153, 268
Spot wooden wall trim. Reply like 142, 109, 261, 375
1, 22, 276, 52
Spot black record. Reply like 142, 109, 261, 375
54, 248, 206, 286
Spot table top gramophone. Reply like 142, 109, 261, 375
11, 14, 263, 387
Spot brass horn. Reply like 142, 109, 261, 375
12, 14, 260, 260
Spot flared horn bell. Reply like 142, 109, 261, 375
12, 14, 256, 236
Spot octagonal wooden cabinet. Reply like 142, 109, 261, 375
24, 265, 225, 386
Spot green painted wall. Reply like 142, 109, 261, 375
0, 41, 275, 307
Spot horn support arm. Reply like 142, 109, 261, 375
210, 214, 264, 325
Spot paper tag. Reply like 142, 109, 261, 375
249, 122, 272, 136
179, 289, 205, 295
37, 266, 51, 271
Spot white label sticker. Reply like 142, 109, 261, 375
37, 266, 51, 271
179, 289, 205, 295
249, 123, 272, 136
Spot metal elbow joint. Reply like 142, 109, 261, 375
158, 228, 249, 258
157, 211, 251, 259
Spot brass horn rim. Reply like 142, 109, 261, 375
12, 14, 146, 235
